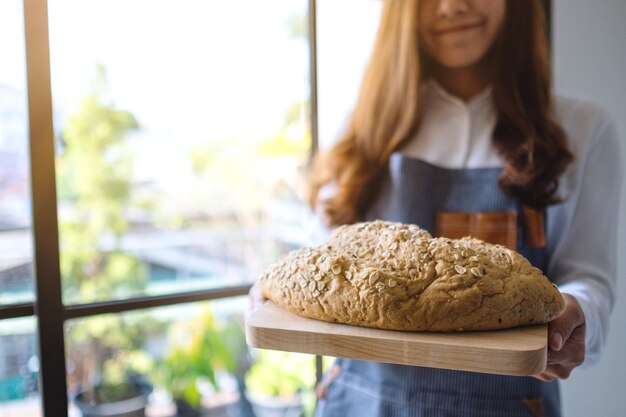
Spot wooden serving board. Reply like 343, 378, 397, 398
246, 301, 547, 376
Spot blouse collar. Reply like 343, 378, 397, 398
423, 78, 493, 111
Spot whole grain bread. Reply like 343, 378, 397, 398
259, 220, 565, 331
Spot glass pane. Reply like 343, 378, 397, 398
317, 0, 381, 149
0, 318, 41, 417
48, 0, 311, 304
65, 298, 317, 417
0, 0, 35, 304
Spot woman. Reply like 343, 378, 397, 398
306, 0, 622, 416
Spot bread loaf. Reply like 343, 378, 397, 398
259, 220, 565, 331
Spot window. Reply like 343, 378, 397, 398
1, 0, 317, 416
0, 2, 41, 416
49, 0, 312, 304
0, 0, 34, 304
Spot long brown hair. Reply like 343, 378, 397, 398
308, 0, 572, 226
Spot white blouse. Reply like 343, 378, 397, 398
401, 80, 503, 168
398, 80, 623, 366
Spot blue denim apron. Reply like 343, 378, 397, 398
315, 155, 559, 417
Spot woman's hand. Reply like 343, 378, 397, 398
245, 281, 266, 321
535, 293, 586, 381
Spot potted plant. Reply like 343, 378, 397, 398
157, 306, 241, 417
73, 369, 152, 417
244, 350, 316, 417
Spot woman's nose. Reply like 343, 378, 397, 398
435, 0, 471, 18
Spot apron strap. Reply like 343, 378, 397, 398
522, 206, 546, 249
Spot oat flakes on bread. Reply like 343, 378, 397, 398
259, 220, 565, 332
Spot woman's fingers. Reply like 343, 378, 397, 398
547, 294, 585, 352
534, 293, 586, 381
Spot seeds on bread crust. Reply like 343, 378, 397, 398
259, 220, 565, 332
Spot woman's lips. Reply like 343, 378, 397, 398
434, 22, 484, 36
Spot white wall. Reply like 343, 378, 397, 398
553, 1, 626, 416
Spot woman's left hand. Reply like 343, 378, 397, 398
535, 293, 586, 381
